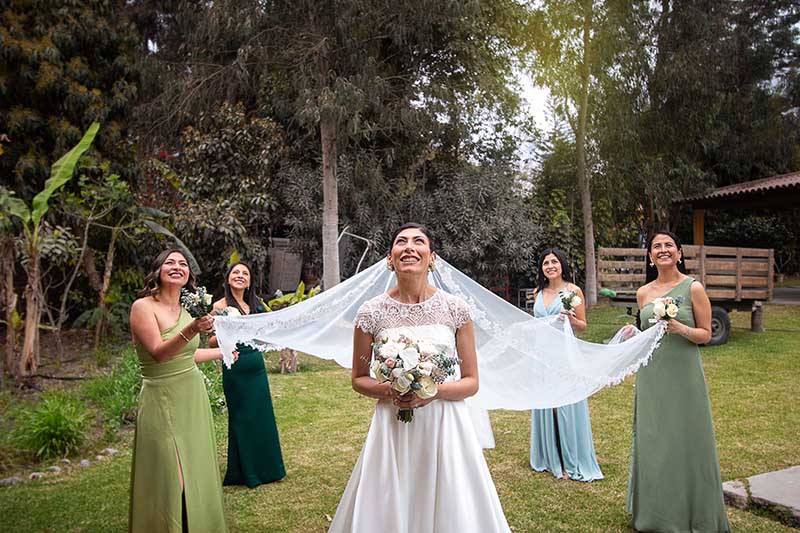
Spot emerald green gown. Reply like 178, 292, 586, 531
221, 308, 285, 488
129, 309, 227, 533
628, 277, 730, 532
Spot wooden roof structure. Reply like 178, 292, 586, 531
678, 171, 800, 244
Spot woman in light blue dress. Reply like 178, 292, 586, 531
530, 247, 604, 482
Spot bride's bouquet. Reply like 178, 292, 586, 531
180, 286, 213, 318
649, 295, 683, 324
559, 289, 582, 315
370, 334, 457, 423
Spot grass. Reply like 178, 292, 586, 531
775, 275, 800, 288
1, 304, 798, 532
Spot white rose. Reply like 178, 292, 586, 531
418, 361, 434, 376
417, 340, 438, 358
652, 301, 666, 319
379, 342, 402, 358
571, 295, 582, 307
224, 306, 241, 317
393, 373, 412, 394
203, 293, 213, 306
401, 347, 420, 369
370, 360, 384, 381
416, 375, 438, 399
391, 367, 405, 379
666, 303, 679, 318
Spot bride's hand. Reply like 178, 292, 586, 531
392, 390, 437, 410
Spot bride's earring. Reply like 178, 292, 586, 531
387, 262, 395, 272
428, 262, 436, 272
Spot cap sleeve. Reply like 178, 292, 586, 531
449, 294, 474, 330
354, 299, 379, 335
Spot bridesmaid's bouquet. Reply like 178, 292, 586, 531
649, 295, 684, 324
215, 306, 241, 317
370, 334, 457, 423
559, 289, 582, 315
180, 286, 213, 318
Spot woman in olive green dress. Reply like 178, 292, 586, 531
628, 230, 730, 532
209, 261, 286, 488
128, 249, 228, 532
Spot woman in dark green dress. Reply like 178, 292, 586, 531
210, 261, 286, 488
129, 249, 228, 532
628, 230, 730, 532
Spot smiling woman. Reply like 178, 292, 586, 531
628, 230, 730, 532
128, 249, 227, 532
328, 222, 512, 533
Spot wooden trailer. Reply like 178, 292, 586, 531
598, 245, 774, 345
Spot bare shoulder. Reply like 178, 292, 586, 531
690, 279, 707, 295
636, 281, 654, 306
131, 296, 154, 314
212, 298, 227, 312
567, 283, 584, 295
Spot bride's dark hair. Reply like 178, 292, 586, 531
138, 248, 197, 298
644, 229, 688, 283
389, 222, 436, 252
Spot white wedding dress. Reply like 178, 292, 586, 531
328, 290, 511, 533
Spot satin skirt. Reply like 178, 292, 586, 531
329, 399, 510, 533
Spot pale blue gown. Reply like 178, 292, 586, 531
530, 292, 604, 482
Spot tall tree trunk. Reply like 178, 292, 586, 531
19, 248, 41, 378
577, 6, 597, 306
94, 227, 118, 350
1, 236, 16, 388
317, 28, 340, 290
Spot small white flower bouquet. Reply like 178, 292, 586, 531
649, 295, 684, 324
370, 333, 457, 423
559, 289, 582, 315
180, 286, 213, 318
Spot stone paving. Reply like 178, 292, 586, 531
723, 465, 800, 526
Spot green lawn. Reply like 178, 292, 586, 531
1, 304, 799, 532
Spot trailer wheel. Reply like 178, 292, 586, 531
706, 306, 730, 346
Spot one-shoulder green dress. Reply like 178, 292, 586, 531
628, 277, 730, 532
129, 309, 227, 532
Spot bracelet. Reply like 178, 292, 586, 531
684, 325, 690, 337
179, 331, 191, 343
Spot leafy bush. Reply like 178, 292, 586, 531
83, 348, 141, 430
14, 393, 87, 459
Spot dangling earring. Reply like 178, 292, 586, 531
387, 262, 394, 272
428, 262, 436, 272
677, 258, 682, 264
649, 261, 654, 267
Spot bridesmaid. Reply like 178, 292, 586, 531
128, 249, 227, 532
530, 247, 603, 482
209, 261, 286, 487
628, 230, 730, 531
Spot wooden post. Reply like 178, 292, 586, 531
751, 301, 765, 332
768, 249, 774, 300
699, 246, 706, 288
693, 208, 705, 245
735, 248, 743, 301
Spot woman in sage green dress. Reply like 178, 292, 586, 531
628, 230, 730, 532
129, 249, 229, 532
209, 261, 286, 488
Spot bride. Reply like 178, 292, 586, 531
328, 223, 510, 533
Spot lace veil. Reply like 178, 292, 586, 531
214, 258, 665, 409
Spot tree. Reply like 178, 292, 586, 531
0, 123, 99, 378
526, 0, 636, 304
0, 1, 140, 200
134, 0, 529, 289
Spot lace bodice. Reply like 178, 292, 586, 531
355, 290, 473, 337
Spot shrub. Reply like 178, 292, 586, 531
14, 392, 87, 459
83, 347, 141, 430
